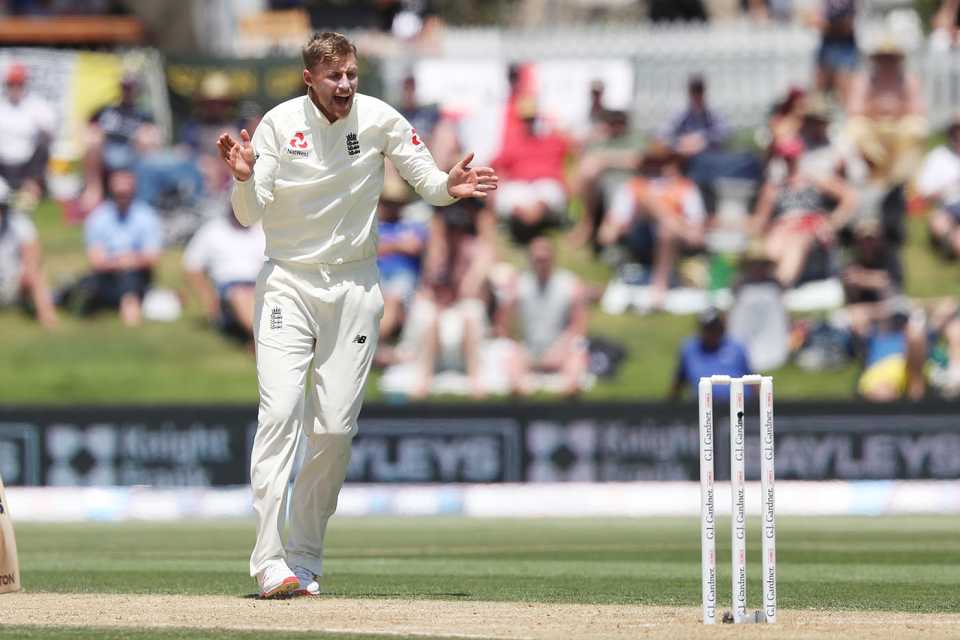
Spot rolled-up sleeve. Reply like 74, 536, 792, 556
231, 117, 280, 226
382, 108, 456, 207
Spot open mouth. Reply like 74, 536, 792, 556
333, 95, 352, 108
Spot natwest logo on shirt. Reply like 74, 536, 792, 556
286, 131, 310, 157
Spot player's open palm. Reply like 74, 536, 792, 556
217, 129, 256, 182
447, 152, 498, 199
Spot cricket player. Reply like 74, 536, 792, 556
217, 32, 498, 599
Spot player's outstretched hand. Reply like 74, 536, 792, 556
217, 129, 256, 182
447, 152, 498, 200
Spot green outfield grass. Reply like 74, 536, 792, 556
13, 516, 960, 610
0, 201, 954, 404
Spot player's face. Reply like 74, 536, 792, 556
305, 55, 358, 123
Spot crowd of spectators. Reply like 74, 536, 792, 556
6, 0, 960, 403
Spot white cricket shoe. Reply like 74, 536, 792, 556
257, 562, 299, 599
293, 565, 320, 596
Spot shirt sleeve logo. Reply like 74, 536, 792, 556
346, 132, 360, 156
411, 129, 421, 146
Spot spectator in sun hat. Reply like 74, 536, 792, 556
846, 34, 927, 186
670, 307, 752, 401
797, 92, 844, 181
0, 61, 55, 205
728, 238, 790, 371
0, 175, 57, 328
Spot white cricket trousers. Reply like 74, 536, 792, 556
249, 257, 382, 578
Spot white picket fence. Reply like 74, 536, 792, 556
378, 22, 960, 132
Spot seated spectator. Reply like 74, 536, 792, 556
570, 109, 645, 253
0, 177, 57, 328
138, 73, 246, 244
182, 206, 265, 343
842, 218, 902, 307
76, 168, 162, 326
846, 37, 927, 187
180, 72, 241, 197
377, 178, 428, 340
423, 198, 496, 301
0, 62, 55, 207
728, 242, 790, 371
915, 115, 960, 259
82, 74, 158, 213
664, 75, 762, 212
797, 93, 842, 181
506, 237, 589, 397
666, 74, 730, 164
380, 204, 507, 398
855, 298, 925, 402
914, 300, 960, 399
670, 308, 752, 401
598, 142, 706, 307
386, 272, 490, 399
491, 97, 572, 244
748, 139, 857, 287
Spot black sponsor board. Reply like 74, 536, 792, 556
0, 407, 255, 487
0, 402, 958, 486
348, 419, 521, 483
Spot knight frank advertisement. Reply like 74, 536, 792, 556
0, 404, 957, 486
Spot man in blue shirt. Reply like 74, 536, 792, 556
671, 307, 752, 401
665, 75, 730, 157
82, 167, 163, 326
664, 75, 761, 212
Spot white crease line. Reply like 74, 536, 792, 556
302, 627, 534, 640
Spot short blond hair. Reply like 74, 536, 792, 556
302, 32, 357, 70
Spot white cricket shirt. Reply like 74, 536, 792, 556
231, 93, 455, 265
182, 216, 266, 287
0, 94, 55, 166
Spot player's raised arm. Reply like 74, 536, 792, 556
221, 121, 280, 227
383, 110, 497, 205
